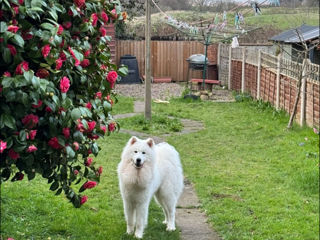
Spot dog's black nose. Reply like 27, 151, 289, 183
136, 158, 141, 164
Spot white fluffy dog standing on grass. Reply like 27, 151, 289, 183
117, 136, 184, 239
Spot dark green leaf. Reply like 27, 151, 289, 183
1, 114, 16, 129
71, 108, 81, 121
12, 34, 25, 48
27, 171, 36, 180
3, 48, 11, 63
0, 22, 7, 33
66, 146, 75, 158
55, 188, 63, 195
50, 181, 59, 191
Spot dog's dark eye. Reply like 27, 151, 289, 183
142, 152, 146, 154
134, 151, 138, 153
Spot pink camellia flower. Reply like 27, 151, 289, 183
80, 59, 90, 68
101, 11, 109, 23
13, 6, 19, 15
108, 122, 116, 132
32, 100, 42, 108
21, 31, 33, 40
60, 76, 70, 93
84, 49, 90, 57
15, 61, 29, 75
18, 0, 24, 4
106, 95, 114, 105
73, 141, 79, 151
8, 149, 20, 160
68, 47, 80, 66
74, 169, 79, 175
95, 92, 102, 99
111, 9, 117, 19
48, 137, 62, 149
0, 140, 7, 153
83, 181, 97, 189
56, 58, 63, 70
27, 145, 37, 153
58, 107, 66, 114
87, 121, 96, 132
98, 166, 103, 175
68, 9, 73, 16
107, 71, 118, 88
7, 44, 17, 56
74, 0, 85, 8
22, 114, 39, 129
80, 195, 88, 205
36, 68, 49, 78
99, 26, 107, 36
41, 44, 51, 58
27, 130, 37, 140
91, 13, 98, 26
63, 127, 70, 139
100, 64, 107, 70
88, 134, 99, 140
60, 51, 67, 61
86, 102, 92, 110
3, 71, 11, 77
57, 25, 64, 35
45, 106, 52, 113
100, 125, 106, 133
313, 128, 319, 135
76, 120, 85, 132
7, 25, 19, 33
16, 172, 24, 181
62, 21, 72, 29
85, 157, 93, 166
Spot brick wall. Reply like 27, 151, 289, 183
231, 60, 320, 128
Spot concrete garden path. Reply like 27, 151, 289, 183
114, 101, 221, 240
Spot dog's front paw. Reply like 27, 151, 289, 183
126, 225, 134, 235
134, 232, 143, 239
134, 230, 143, 239
162, 220, 167, 224
166, 225, 176, 232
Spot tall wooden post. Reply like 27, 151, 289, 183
217, 43, 221, 82
145, 0, 151, 120
300, 59, 308, 126
241, 47, 246, 93
276, 53, 281, 110
257, 50, 261, 99
228, 46, 232, 90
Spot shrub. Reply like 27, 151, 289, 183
0, 0, 127, 207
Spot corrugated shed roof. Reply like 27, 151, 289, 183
270, 24, 319, 43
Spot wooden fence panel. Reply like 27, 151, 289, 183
116, 40, 207, 82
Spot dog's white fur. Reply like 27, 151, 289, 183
117, 136, 184, 239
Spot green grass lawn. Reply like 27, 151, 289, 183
154, 98, 319, 240
1, 96, 319, 240
118, 114, 183, 135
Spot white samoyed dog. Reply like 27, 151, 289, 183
117, 136, 184, 239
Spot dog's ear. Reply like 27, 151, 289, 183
130, 136, 137, 145
146, 138, 154, 148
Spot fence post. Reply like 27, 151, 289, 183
257, 50, 261, 99
276, 53, 281, 110
241, 47, 246, 93
300, 59, 308, 126
228, 45, 232, 90
217, 43, 221, 82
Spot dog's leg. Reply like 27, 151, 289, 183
134, 203, 149, 239
166, 204, 176, 231
154, 194, 169, 224
124, 201, 135, 235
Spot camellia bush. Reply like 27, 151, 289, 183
0, 0, 127, 207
